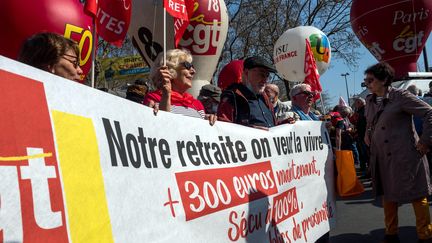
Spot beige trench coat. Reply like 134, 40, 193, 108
365, 87, 432, 203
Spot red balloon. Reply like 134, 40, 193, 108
0, 0, 94, 82
351, 0, 432, 79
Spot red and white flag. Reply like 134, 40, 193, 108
164, 0, 194, 47
84, 0, 131, 47
303, 38, 322, 100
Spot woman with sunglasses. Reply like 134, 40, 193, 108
144, 49, 216, 125
18, 32, 83, 82
364, 62, 432, 243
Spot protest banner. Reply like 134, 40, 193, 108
0, 55, 335, 243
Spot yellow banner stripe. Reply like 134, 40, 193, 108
0, 153, 52, 161
52, 111, 113, 243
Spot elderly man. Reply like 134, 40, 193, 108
217, 56, 277, 128
264, 83, 293, 123
289, 83, 318, 121
289, 83, 328, 242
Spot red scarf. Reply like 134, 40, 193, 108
144, 90, 203, 110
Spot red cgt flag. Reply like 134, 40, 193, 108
303, 38, 322, 101
84, 0, 131, 47
164, 0, 194, 47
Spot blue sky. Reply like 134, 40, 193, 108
320, 36, 432, 106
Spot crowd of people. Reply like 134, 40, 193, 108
16, 32, 432, 243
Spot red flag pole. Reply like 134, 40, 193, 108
91, 18, 96, 88
320, 95, 326, 114
163, 8, 167, 66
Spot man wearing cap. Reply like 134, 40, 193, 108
217, 56, 277, 128
289, 83, 318, 121
198, 84, 222, 114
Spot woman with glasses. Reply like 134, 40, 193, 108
144, 49, 216, 125
18, 32, 83, 82
364, 62, 432, 243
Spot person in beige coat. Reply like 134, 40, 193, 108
364, 62, 432, 243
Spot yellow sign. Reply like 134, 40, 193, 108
99, 55, 149, 83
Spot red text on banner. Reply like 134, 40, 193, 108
175, 161, 279, 221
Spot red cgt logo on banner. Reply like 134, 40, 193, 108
85, 0, 131, 47
0, 70, 68, 242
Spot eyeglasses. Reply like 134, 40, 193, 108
181, 61, 194, 70
295, 90, 314, 97
363, 77, 375, 84
61, 54, 80, 68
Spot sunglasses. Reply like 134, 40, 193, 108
61, 54, 80, 68
181, 61, 194, 70
296, 90, 314, 97
363, 77, 375, 84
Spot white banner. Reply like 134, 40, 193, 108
0, 55, 335, 243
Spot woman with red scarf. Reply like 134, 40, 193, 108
144, 49, 216, 125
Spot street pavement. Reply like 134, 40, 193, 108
329, 175, 428, 243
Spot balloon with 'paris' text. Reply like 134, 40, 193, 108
350, 0, 432, 79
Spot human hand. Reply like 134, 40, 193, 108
364, 134, 370, 146
157, 66, 172, 94
148, 100, 159, 115
416, 142, 430, 156
205, 114, 217, 126
279, 117, 296, 124
250, 125, 269, 131
285, 117, 296, 124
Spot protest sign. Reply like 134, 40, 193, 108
99, 55, 149, 83
0, 55, 335, 243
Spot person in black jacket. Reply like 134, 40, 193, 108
217, 56, 277, 129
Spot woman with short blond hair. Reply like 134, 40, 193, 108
144, 49, 216, 125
